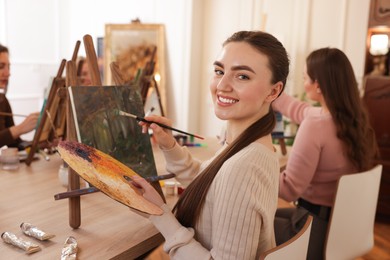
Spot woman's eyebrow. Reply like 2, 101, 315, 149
213, 61, 223, 68
231, 65, 255, 74
213, 61, 255, 74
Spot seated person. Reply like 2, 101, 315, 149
76, 56, 92, 86
0, 44, 39, 148
273, 48, 378, 260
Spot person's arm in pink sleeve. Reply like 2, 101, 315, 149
273, 92, 311, 124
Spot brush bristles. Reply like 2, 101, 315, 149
117, 110, 137, 119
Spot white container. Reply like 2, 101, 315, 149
58, 164, 69, 187
0, 148, 19, 171
164, 181, 176, 196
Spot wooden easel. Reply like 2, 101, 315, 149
112, 44, 165, 116
25, 41, 82, 165
25, 60, 66, 165
60, 35, 165, 228
139, 46, 165, 116
63, 40, 83, 228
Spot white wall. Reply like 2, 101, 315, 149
197, 0, 370, 137
0, 0, 371, 140
0, 0, 193, 140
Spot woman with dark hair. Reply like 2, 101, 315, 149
0, 44, 39, 148
273, 47, 378, 259
76, 56, 92, 86
132, 30, 289, 259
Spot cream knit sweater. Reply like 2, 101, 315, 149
149, 142, 279, 259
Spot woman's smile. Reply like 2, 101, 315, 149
217, 95, 238, 105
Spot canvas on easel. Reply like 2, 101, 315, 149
25, 41, 81, 166
68, 85, 158, 179
25, 60, 67, 166
60, 35, 165, 229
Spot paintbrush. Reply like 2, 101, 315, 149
145, 106, 155, 116
123, 173, 176, 183
54, 173, 176, 200
0, 112, 28, 117
116, 110, 204, 140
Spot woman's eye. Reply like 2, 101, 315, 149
238, 74, 249, 80
214, 69, 223, 75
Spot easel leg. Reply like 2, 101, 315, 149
66, 59, 81, 228
69, 168, 81, 228
278, 138, 287, 156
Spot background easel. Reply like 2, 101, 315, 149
138, 46, 165, 116
111, 45, 165, 116
25, 60, 66, 165
25, 41, 82, 166
60, 35, 165, 228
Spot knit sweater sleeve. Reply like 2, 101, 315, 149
161, 142, 214, 187
149, 204, 211, 259
150, 144, 279, 259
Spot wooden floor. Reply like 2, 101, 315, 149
357, 218, 390, 260
146, 218, 390, 260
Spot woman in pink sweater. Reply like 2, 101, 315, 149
132, 31, 289, 259
273, 48, 378, 259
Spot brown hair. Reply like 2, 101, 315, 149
76, 57, 86, 77
0, 44, 9, 54
174, 31, 289, 228
306, 48, 378, 171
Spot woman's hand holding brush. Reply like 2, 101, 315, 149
139, 115, 176, 150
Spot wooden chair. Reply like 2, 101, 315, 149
259, 215, 313, 260
324, 164, 383, 260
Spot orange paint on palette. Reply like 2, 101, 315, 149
57, 141, 163, 215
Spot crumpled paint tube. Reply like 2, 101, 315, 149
1, 231, 41, 254
20, 222, 55, 241
61, 236, 78, 260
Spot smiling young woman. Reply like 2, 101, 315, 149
131, 31, 289, 259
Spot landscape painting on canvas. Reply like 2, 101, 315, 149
68, 85, 157, 178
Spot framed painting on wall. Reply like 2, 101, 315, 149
371, 0, 390, 25
104, 23, 167, 116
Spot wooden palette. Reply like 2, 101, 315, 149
57, 140, 163, 215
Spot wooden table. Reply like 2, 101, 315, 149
0, 154, 161, 259
0, 137, 289, 259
